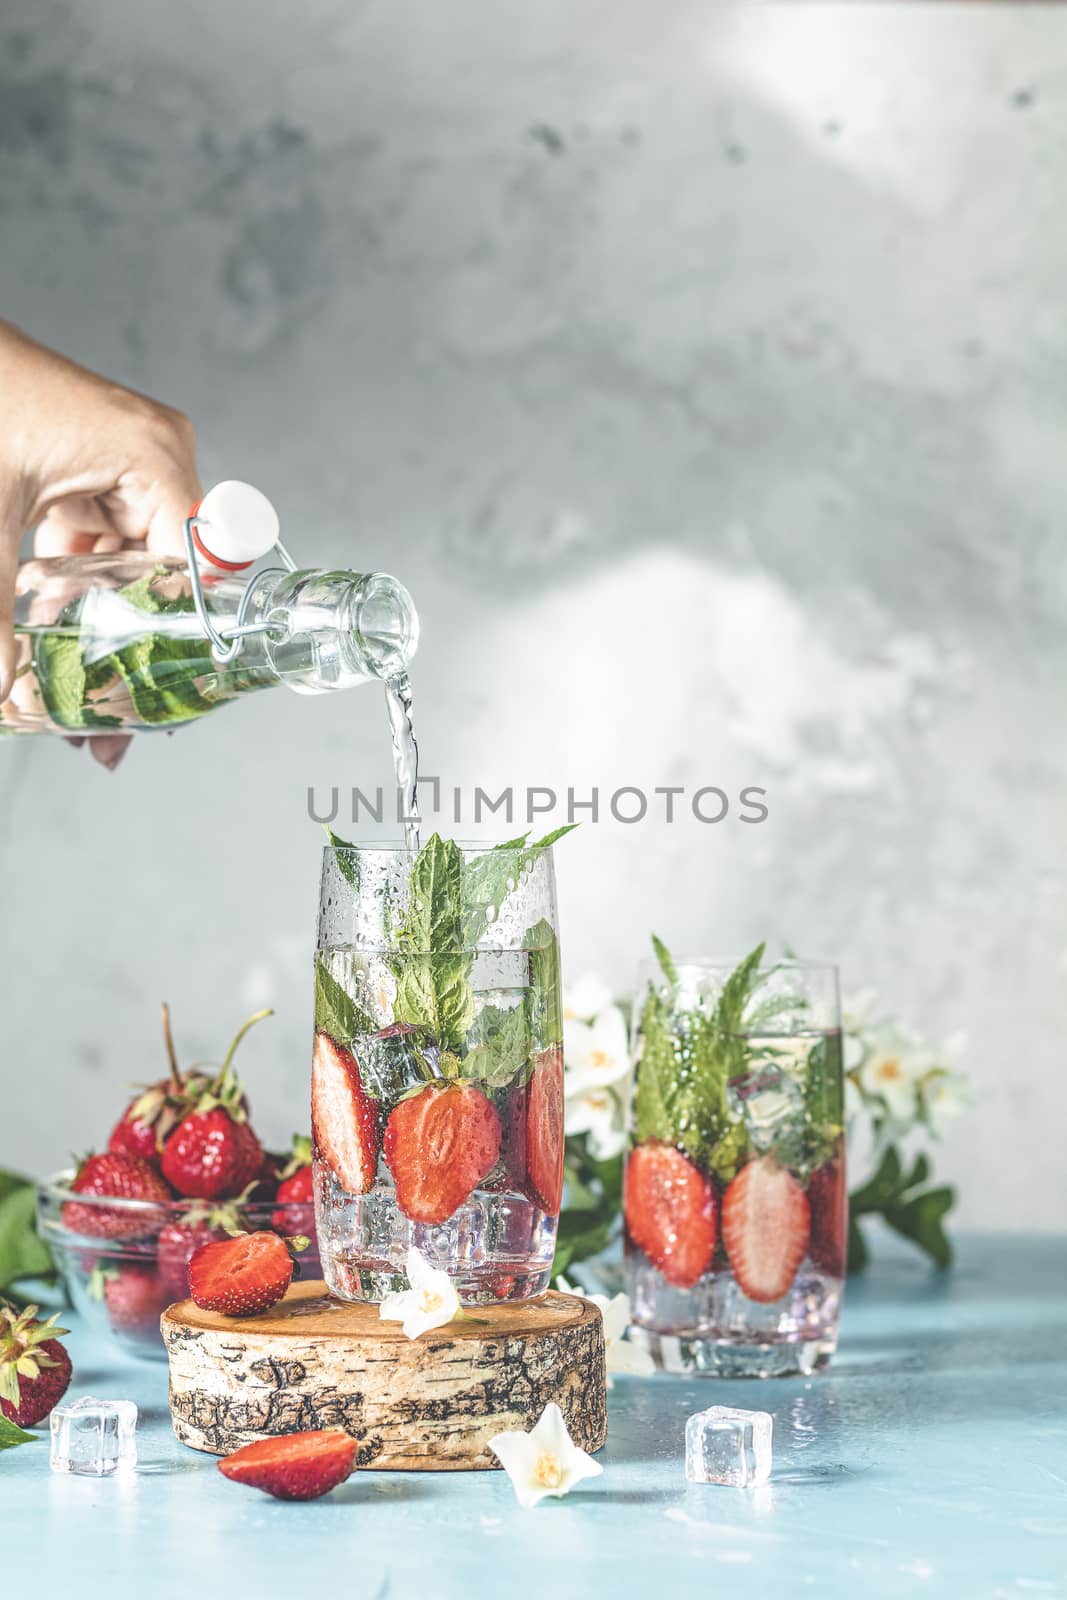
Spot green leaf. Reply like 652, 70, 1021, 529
460, 825, 577, 948
712, 942, 766, 1036
651, 933, 678, 987
883, 1186, 955, 1269
464, 1004, 531, 1088
846, 1143, 956, 1271
631, 984, 677, 1148
551, 1206, 616, 1281
526, 921, 563, 1051
0, 1415, 36, 1451
314, 957, 375, 1043
323, 827, 360, 890
0, 1182, 55, 1292
33, 630, 92, 730
847, 1214, 870, 1273
394, 835, 475, 1052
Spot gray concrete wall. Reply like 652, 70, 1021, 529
1, 2, 1063, 1230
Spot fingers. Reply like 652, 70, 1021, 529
0, 515, 20, 704
89, 732, 131, 771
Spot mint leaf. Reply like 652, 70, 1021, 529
33, 629, 91, 730
461, 825, 578, 947
464, 1004, 531, 1088
323, 827, 360, 890
314, 957, 374, 1043
526, 920, 563, 1050
651, 933, 678, 987
394, 835, 475, 1052
0, 1415, 35, 1451
632, 984, 680, 1148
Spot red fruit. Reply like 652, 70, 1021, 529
61, 1153, 172, 1240
162, 1109, 264, 1201
311, 1033, 379, 1196
384, 1082, 501, 1225
721, 1155, 812, 1304
525, 1045, 564, 1214
807, 1154, 847, 1278
623, 1141, 718, 1289
482, 1079, 527, 1194
272, 1165, 314, 1233
218, 1429, 358, 1501
0, 1305, 72, 1428
157, 1218, 229, 1300
107, 1003, 212, 1167
93, 1265, 171, 1333
188, 1231, 296, 1317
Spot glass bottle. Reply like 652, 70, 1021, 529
1, 484, 418, 736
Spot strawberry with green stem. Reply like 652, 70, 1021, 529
107, 1002, 213, 1166
0, 1304, 72, 1427
161, 1009, 270, 1200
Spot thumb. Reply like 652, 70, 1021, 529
0, 514, 22, 705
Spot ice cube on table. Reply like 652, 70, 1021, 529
726, 1062, 805, 1153
685, 1406, 772, 1486
50, 1397, 138, 1476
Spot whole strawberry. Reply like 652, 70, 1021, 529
61, 1153, 172, 1241
161, 1009, 271, 1200
271, 1135, 315, 1235
107, 1003, 212, 1168
89, 1265, 171, 1335
0, 1304, 72, 1428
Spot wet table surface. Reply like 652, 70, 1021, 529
4, 1233, 1066, 1599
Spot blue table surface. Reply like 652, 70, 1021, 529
4, 1233, 1066, 1599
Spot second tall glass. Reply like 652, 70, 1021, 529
624, 953, 845, 1376
312, 838, 564, 1305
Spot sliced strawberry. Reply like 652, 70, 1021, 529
383, 1081, 501, 1224
807, 1153, 847, 1278
525, 1045, 564, 1214
623, 1141, 717, 1289
721, 1155, 811, 1304
188, 1231, 296, 1317
311, 1033, 380, 1195
218, 1429, 358, 1500
60, 1153, 172, 1240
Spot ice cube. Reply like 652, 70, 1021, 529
50, 1397, 138, 1477
726, 1061, 805, 1153
685, 1406, 772, 1486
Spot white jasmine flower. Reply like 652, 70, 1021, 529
921, 1070, 969, 1137
591, 1291, 655, 1383
563, 974, 614, 1024
564, 1005, 631, 1092
565, 1082, 628, 1158
859, 1035, 925, 1122
489, 1402, 603, 1507
379, 1247, 462, 1338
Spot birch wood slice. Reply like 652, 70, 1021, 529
162, 1281, 606, 1471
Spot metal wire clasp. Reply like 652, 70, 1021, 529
183, 514, 298, 665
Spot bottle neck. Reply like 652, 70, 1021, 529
240, 568, 418, 695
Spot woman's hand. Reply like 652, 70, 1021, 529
0, 320, 201, 767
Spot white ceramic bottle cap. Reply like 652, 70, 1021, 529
190, 480, 280, 572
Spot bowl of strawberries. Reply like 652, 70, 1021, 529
37, 1005, 318, 1360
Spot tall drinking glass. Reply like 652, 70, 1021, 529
312, 839, 564, 1305
624, 956, 845, 1376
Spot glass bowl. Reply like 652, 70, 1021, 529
37, 1171, 321, 1362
